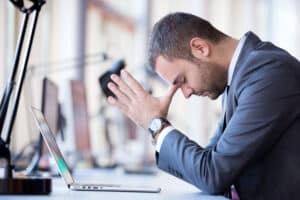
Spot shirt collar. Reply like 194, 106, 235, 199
227, 34, 247, 86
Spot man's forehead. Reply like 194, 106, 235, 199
156, 55, 172, 67
155, 56, 181, 85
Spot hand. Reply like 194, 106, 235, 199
107, 70, 179, 129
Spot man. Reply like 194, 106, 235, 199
106, 12, 300, 200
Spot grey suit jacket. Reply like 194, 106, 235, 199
156, 32, 300, 200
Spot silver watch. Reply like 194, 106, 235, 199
148, 117, 169, 138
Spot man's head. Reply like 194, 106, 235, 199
148, 12, 237, 99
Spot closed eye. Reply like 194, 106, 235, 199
173, 76, 185, 85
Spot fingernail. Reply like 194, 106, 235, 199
121, 70, 126, 75
108, 96, 116, 104
111, 74, 117, 79
107, 82, 113, 88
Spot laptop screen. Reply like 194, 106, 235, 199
31, 106, 74, 186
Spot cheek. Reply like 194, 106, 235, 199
186, 64, 211, 90
198, 67, 216, 89
193, 72, 207, 89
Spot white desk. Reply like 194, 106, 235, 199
1, 168, 227, 200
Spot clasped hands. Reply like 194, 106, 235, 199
107, 70, 179, 129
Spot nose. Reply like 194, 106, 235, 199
181, 86, 193, 99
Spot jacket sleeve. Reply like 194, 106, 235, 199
206, 93, 226, 149
156, 63, 298, 194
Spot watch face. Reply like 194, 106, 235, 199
150, 118, 162, 132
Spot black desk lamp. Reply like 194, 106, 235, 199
0, 0, 51, 194
99, 59, 126, 97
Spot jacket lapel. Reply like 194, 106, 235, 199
224, 32, 262, 128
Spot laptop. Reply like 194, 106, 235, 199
30, 106, 161, 193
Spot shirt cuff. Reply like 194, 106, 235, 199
155, 126, 175, 152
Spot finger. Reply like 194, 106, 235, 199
107, 82, 131, 104
110, 74, 136, 98
161, 84, 179, 107
166, 84, 180, 100
107, 96, 128, 113
120, 70, 145, 94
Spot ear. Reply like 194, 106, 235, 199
190, 37, 210, 59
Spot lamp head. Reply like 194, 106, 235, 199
99, 60, 126, 98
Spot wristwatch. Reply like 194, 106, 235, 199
148, 117, 170, 139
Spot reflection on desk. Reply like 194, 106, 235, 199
2, 168, 227, 200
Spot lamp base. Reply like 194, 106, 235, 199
0, 177, 51, 195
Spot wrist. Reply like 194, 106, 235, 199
152, 123, 170, 145
148, 117, 170, 140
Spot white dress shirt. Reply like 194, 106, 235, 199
155, 34, 247, 153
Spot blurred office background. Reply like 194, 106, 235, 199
0, 0, 300, 170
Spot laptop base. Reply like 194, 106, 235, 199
0, 178, 52, 195
70, 183, 161, 193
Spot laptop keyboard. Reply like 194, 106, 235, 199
80, 184, 121, 190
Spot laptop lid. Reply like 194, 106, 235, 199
31, 106, 74, 187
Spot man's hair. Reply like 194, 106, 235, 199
148, 12, 227, 69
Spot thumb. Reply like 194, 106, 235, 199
163, 84, 179, 104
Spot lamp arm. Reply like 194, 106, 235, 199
0, 13, 29, 137
4, 7, 41, 146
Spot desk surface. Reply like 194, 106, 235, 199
2, 168, 227, 200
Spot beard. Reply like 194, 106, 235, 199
193, 58, 227, 100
